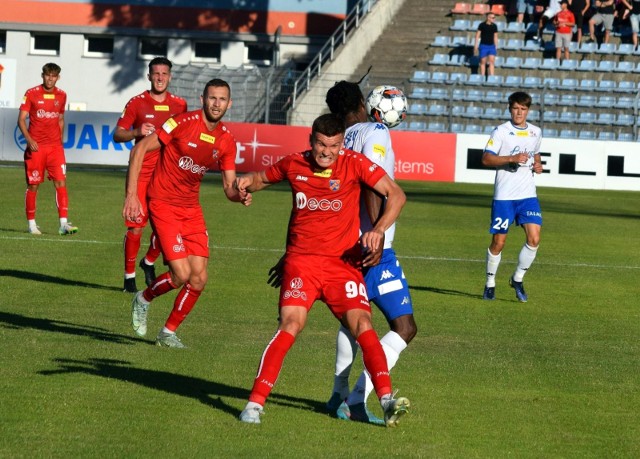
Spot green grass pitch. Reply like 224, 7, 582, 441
0, 165, 638, 457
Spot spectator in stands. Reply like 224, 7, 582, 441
568, 0, 591, 43
615, 0, 633, 25
554, 1, 576, 60
588, 0, 616, 43
474, 12, 499, 77
516, 0, 538, 24
534, 0, 562, 42
629, 0, 640, 49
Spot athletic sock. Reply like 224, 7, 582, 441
347, 331, 407, 406
248, 330, 296, 406
145, 232, 161, 264
124, 231, 142, 276
514, 243, 538, 282
357, 329, 391, 399
486, 248, 501, 288
142, 271, 177, 302
55, 186, 69, 219
163, 283, 202, 332
331, 325, 358, 399
25, 189, 37, 221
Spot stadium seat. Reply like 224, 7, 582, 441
506, 22, 526, 33
464, 124, 483, 134
543, 93, 559, 105
615, 96, 636, 109
576, 94, 597, 107
576, 112, 597, 124
485, 75, 504, 86
432, 36, 451, 47
615, 113, 635, 126
451, 36, 470, 47
466, 74, 485, 85
493, 56, 505, 68
595, 112, 616, 124
504, 39, 524, 51
462, 105, 484, 118
542, 110, 559, 122
491, 4, 506, 15
615, 43, 634, 55
544, 128, 559, 138
597, 131, 616, 141
505, 75, 523, 86
522, 76, 542, 88
483, 89, 504, 102
576, 60, 597, 72
483, 124, 496, 134
451, 105, 466, 117
450, 122, 466, 132
560, 78, 579, 91
542, 77, 561, 88
616, 80, 637, 92
470, 3, 490, 14
427, 104, 447, 116
596, 43, 616, 54
495, 22, 506, 33
409, 86, 429, 99
431, 71, 448, 84
595, 95, 616, 108
427, 121, 447, 132
577, 41, 597, 54
579, 79, 597, 91
482, 107, 502, 120
522, 41, 541, 52
559, 129, 578, 138
407, 103, 427, 115
503, 56, 523, 68
452, 88, 466, 101
557, 111, 578, 123
528, 109, 540, 121
450, 54, 467, 66
559, 94, 578, 106
559, 59, 578, 71
596, 80, 616, 92
470, 20, 482, 30
410, 70, 430, 83
448, 72, 468, 84
450, 19, 471, 31
429, 53, 450, 66
540, 58, 560, 70
429, 87, 449, 101
578, 130, 597, 140
465, 89, 484, 101
617, 132, 634, 141
614, 61, 634, 73
408, 121, 427, 131
451, 2, 471, 14
596, 60, 615, 72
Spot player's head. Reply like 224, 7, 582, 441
201, 78, 232, 124
560, 0, 568, 8
147, 57, 173, 94
326, 80, 364, 119
309, 113, 345, 170
41, 63, 61, 90
508, 91, 532, 127
42, 63, 61, 76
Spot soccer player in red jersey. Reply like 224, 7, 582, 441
114, 57, 188, 293
123, 78, 251, 348
19, 63, 78, 236
236, 113, 411, 427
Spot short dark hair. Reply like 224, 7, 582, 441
148, 57, 172, 72
42, 63, 61, 75
508, 91, 532, 108
325, 81, 364, 118
203, 78, 231, 98
312, 113, 346, 138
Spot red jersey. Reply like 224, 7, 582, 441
116, 90, 187, 168
555, 9, 575, 33
266, 149, 386, 258
148, 110, 237, 207
19, 85, 66, 147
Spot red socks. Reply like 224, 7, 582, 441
144, 232, 162, 264
142, 271, 177, 302
164, 283, 202, 332
55, 186, 69, 218
357, 329, 392, 398
124, 231, 142, 275
248, 330, 296, 405
25, 189, 37, 220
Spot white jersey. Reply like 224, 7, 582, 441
344, 121, 396, 249
484, 120, 542, 201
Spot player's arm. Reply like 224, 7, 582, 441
221, 169, 252, 206
482, 150, 528, 167
361, 175, 406, 255
58, 113, 65, 140
122, 133, 161, 221
113, 123, 156, 143
17, 110, 37, 151
532, 153, 543, 174
235, 170, 273, 194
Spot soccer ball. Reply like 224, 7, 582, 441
365, 85, 407, 129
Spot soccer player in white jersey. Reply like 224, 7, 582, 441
323, 81, 417, 424
481, 91, 544, 302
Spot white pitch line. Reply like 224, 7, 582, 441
1, 235, 638, 270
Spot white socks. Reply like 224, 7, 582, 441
514, 243, 538, 282
331, 325, 358, 399
485, 248, 502, 288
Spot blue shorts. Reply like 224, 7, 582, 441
479, 44, 497, 59
489, 198, 542, 234
363, 248, 413, 322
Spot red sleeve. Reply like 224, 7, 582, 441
218, 134, 237, 171
265, 153, 294, 183
116, 98, 138, 130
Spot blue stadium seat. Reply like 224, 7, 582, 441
427, 121, 447, 132
482, 107, 502, 119
633, 62, 640, 73
521, 57, 542, 69
522, 76, 541, 88
560, 78, 579, 91
528, 109, 540, 121
543, 128, 559, 138
616, 43, 634, 55
577, 41, 597, 54
542, 77, 560, 88
485, 75, 504, 86
503, 56, 523, 68
504, 75, 523, 87
462, 105, 484, 118
540, 58, 559, 70
559, 59, 578, 71
615, 113, 635, 126
410, 70, 430, 83
451, 35, 470, 47
596, 80, 616, 92
614, 61, 634, 73
427, 104, 447, 116
542, 110, 559, 122
450, 19, 471, 31
409, 86, 429, 99
483, 89, 504, 102
466, 74, 485, 85
452, 88, 466, 101
558, 111, 578, 123
597, 131, 616, 141
504, 39, 524, 51
595, 112, 616, 124
448, 72, 469, 84
450, 123, 466, 133
471, 20, 482, 30
429, 53, 450, 66
579, 79, 597, 91
464, 123, 483, 134
492, 56, 505, 68
559, 94, 578, 105
616, 80, 637, 92
617, 132, 634, 141
450, 54, 467, 66
595, 95, 616, 108
576, 112, 597, 124
576, 60, 597, 72
465, 89, 484, 101
429, 87, 449, 100
596, 43, 616, 54
451, 105, 466, 117
578, 130, 597, 140
432, 36, 450, 47
522, 40, 541, 52
431, 71, 448, 84
506, 21, 526, 33
577, 94, 597, 107
615, 96, 636, 109
543, 93, 560, 105
596, 60, 615, 72
407, 103, 427, 115
408, 121, 427, 131
559, 129, 578, 138
483, 124, 496, 134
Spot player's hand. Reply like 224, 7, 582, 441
361, 230, 385, 268
532, 161, 543, 174
122, 195, 144, 223
139, 122, 156, 137
267, 255, 285, 288
239, 191, 252, 207
27, 139, 39, 152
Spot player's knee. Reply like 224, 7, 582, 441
391, 315, 417, 344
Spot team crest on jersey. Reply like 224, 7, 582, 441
162, 118, 177, 133
329, 179, 340, 191
155, 105, 169, 111
200, 133, 215, 144
314, 169, 332, 178
212, 149, 219, 160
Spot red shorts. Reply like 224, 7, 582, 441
279, 253, 371, 320
23, 145, 66, 185
148, 200, 209, 261
125, 152, 159, 229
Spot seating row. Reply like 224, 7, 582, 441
401, 121, 636, 141
450, 2, 505, 16
407, 89, 638, 110
409, 71, 640, 92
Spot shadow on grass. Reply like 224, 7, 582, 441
39, 357, 326, 419
0, 311, 140, 345
410, 284, 482, 299
0, 269, 121, 292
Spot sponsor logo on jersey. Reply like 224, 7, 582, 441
200, 133, 215, 144
154, 105, 169, 111
526, 211, 542, 217
283, 277, 307, 301
187, 142, 197, 148
173, 234, 185, 253
295, 192, 342, 212
488, 138, 495, 147
178, 156, 208, 175
295, 175, 308, 181
162, 118, 177, 133
329, 179, 340, 191
35, 109, 60, 119
43, 94, 55, 100
313, 169, 332, 178
145, 114, 154, 119
380, 270, 395, 281
369, 163, 379, 173
372, 144, 386, 157
516, 131, 529, 137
